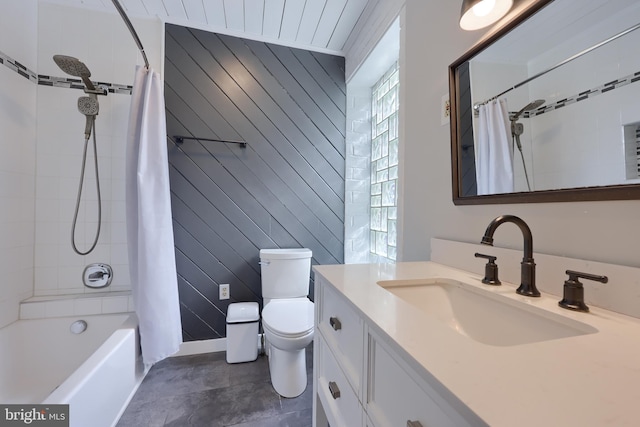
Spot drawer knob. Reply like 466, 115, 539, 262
329, 316, 342, 331
328, 381, 341, 399
407, 421, 423, 427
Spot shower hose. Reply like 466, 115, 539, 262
71, 117, 102, 255
513, 133, 532, 191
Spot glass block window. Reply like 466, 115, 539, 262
370, 62, 399, 261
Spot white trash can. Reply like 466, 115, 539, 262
226, 302, 260, 363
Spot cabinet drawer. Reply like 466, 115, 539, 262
318, 280, 364, 394
367, 336, 460, 427
317, 334, 363, 427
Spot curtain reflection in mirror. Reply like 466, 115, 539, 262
475, 98, 514, 195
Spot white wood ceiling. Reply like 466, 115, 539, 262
43, 0, 370, 54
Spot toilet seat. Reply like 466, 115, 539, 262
262, 299, 314, 338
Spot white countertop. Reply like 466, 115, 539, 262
313, 261, 640, 427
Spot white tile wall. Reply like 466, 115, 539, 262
32, 2, 162, 297
344, 17, 401, 264
0, 1, 38, 69
345, 88, 372, 264
0, 1, 38, 329
0, 2, 163, 328
525, 6, 640, 191
470, 5, 640, 193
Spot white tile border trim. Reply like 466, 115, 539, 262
0, 49, 133, 94
20, 291, 134, 319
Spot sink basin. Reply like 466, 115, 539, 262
377, 279, 598, 347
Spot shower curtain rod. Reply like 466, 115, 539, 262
111, 0, 150, 70
473, 21, 640, 111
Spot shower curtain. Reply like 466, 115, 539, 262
126, 65, 182, 366
475, 98, 514, 195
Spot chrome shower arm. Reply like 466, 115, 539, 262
79, 75, 97, 92
80, 77, 107, 96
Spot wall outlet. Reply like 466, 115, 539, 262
219, 284, 230, 300
441, 93, 451, 126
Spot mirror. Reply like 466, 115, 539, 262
450, 0, 640, 204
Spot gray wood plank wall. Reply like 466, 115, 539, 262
165, 24, 346, 341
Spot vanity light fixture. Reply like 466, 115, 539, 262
460, 0, 513, 31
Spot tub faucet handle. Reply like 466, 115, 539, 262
83, 263, 112, 289
558, 270, 608, 312
475, 253, 501, 285
88, 271, 106, 281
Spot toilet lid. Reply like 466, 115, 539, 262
262, 299, 314, 337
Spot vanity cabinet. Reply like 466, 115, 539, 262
316, 334, 363, 426
312, 258, 640, 426
313, 275, 479, 427
315, 278, 365, 426
317, 281, 364, 396
366, 330, 471, 427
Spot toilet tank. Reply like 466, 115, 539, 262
260, 248, 312, 299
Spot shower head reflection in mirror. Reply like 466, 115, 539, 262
510, 100, 545, 191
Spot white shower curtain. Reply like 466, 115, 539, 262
475, 98, 514, 195
126, 65, 182, 367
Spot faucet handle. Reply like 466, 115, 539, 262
565, 270, 608, 284
559, 270, 608, 312
474, 253, 501, 285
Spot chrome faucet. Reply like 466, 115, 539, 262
480, 215, 540, 297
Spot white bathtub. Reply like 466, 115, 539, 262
0, 313, 146, 427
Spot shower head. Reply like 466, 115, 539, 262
78, 96, 99, 139
512, 99, 546, 121
53, 54, 97, 92
78, 96, 99, 116
523, 99, 546, 112
53, 55, 91, 77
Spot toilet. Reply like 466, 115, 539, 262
260, 248, 314, 398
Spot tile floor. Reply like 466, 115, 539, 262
117, 348, 313, 427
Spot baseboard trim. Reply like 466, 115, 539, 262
173, 334, 264, 357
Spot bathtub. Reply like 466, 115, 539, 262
0, 313, 146, 427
